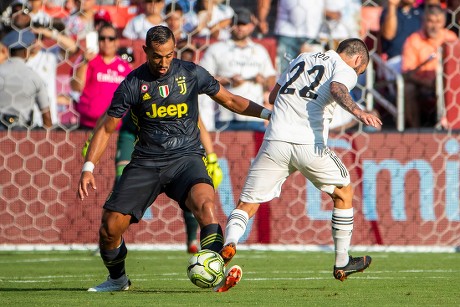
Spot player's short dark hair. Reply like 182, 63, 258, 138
336, 38, 369, 66
145, 26, 175, 46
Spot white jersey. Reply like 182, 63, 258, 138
265, 50, 357, 145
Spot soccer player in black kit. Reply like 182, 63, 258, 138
77, 26, 272, 292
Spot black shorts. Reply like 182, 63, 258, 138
103, 155, 213, 222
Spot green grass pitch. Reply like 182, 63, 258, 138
0, 250, 458, 306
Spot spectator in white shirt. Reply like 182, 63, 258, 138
193, 0, 234, 40
122, 0, 166, 40
199, 7, 276, 131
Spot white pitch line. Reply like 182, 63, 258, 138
1, 268, 456, 283
2, 274, 455, 284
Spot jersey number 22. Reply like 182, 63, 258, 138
279, 62, 324, 100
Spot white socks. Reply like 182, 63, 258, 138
225, 207, 353, 267
331, 207, 354, 267
224, 209, 249, 246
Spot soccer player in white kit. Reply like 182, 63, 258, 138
220, 38, 382, 284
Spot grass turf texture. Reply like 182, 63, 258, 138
0, 251, 458, 306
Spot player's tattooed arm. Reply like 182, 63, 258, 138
330, 81, 364, 119
330, 81, 382, 128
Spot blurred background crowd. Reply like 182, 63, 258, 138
0, 0, 459, 132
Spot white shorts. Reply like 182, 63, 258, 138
240, 140, 350, 203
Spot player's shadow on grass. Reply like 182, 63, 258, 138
0, 287, 89, 292
129, 289, 216, 294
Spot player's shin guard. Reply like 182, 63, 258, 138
200, 223, 224, 253
224, 209, 249, 245
100, 238, 128, 279
331, 208, 354, 267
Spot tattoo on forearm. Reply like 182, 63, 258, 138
330, 82, 360, 116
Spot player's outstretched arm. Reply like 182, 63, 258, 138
330, 81, 382, 128
77, 113, 120, 200
211, 86, 271, 120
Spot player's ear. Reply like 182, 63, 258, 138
142, 45, 149, 54
352, 54, 365, 73
354, 54, 362, 67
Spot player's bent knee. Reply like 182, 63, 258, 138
330, 185, 354, 209
98, 225, 122, 248
99, 210, 131, 247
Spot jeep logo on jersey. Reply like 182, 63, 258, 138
158, 85, 169, 98
176, 76, 187, 95
146, 103, 188, 118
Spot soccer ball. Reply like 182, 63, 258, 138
187, 249, 225, 288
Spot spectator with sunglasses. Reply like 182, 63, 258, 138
71, 23, 131, 129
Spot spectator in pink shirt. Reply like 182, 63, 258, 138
71, 23, 132, 129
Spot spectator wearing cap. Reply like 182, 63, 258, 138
94, 9, 112, 31
0, 29, 52, 130
122, 0, 166, 40
71, 23, 131, 129
198, 7, 276, 132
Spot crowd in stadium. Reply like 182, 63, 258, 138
0, 0, 459, 131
